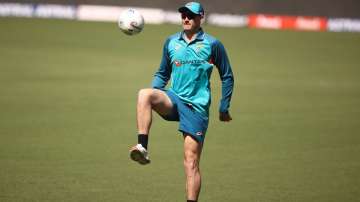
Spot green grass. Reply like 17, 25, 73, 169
1, 17, 360, 202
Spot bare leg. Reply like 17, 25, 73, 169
183, 135, 202, 201
136, 88, 173, 135
130, 88, 174, 164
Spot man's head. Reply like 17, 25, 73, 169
178, 2, 204, 32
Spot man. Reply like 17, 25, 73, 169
129, 2, 234, 201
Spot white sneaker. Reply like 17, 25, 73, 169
129, 144, 150, 165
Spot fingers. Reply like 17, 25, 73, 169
219, 112, 232, 122
221, 116, 232, 122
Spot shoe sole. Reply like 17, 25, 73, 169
130, 149, 150, 165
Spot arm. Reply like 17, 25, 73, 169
151, 38, 172, 90
212, 40, 234, 121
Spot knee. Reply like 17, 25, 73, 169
138, 88, 154, 102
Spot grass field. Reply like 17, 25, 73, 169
1, 17, 360, 202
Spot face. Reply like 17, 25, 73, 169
181, 11, 202, 32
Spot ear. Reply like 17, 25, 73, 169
195, 15, 203, 21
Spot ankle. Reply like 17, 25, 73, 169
138, 134, 148, 149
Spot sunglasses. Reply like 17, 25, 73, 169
181, 12, 198, 20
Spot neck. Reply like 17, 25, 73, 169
184, 27, 200, 40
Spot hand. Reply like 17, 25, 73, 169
219, 111, 232, 122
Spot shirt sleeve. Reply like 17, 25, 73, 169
151, 38, 172, 90
212, 40, 234, 113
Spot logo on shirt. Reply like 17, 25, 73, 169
174, 43, 182, 51
174, 60, 182, 67
195, 43, 204, 53
173, 59, 207, 67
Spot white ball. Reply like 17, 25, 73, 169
118, 8, 144, 36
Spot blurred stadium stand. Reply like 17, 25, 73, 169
1, 0, 360, 18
